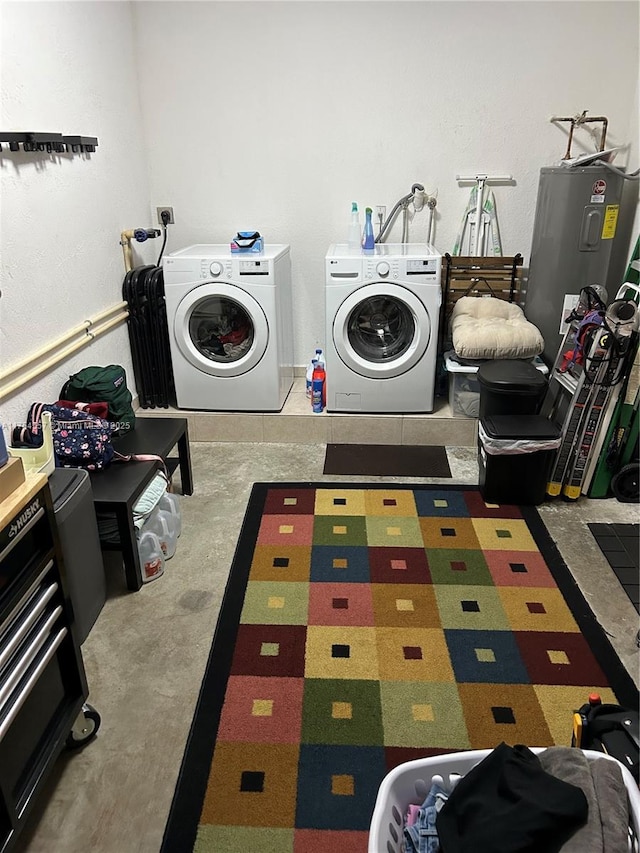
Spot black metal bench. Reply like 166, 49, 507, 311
89, 417, 193, 591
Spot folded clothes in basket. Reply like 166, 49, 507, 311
422, 742, 630, 853
540, 747, 628, 853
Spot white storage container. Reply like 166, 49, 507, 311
137, 529, 165, 583
368, 748, 640, 853
444, 351, 548, 419
158, 491, 182, 537
144, 505, 177, 560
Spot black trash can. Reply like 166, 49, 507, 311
50, 468, 106, 644
478, 414, 562, 505
477, 360, 547, 419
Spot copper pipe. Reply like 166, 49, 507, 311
551, 112, 608, 159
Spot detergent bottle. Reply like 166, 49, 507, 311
348, 202, 361, 251
137, 529, 165, 583
158, 491, 182, 537
145, 505, 177, 560
312, 353, 326, 413
362, 207, 375, 251
306, 355, 318, 398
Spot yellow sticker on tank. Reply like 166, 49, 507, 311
601, 205, 619, 240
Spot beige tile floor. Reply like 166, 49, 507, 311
140, 377, 479, 447
13, 393, 640, 853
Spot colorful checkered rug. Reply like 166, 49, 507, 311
162, 484, 638, 853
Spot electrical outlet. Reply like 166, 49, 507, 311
156, 206, 174, 225
376, 205, 386, 222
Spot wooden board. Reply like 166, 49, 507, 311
0, 472, 47, 530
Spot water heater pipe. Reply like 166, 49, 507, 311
550, 112, 608, 160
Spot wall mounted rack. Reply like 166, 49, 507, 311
0, 132, 98, 153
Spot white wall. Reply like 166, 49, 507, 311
134, 0, 639, 366
0, 1, 154, 429
0, 0, 638, 436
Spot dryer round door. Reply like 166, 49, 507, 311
332, 282, 432, 378
173, 282, 269, 377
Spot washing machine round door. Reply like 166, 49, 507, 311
333, 282, 431, 378
174, 283, 269, 377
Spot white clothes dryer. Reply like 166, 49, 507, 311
325, 243, 442, 413
162, 244, 293, 411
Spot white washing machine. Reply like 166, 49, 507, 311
162, 244, 293, 411
325, 243, 442, 413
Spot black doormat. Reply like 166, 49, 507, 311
323, 443, 451, 477
588, 523, 639, 613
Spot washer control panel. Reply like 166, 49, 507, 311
238, 259, 271, 276
363, 255, 440, 281
200, 259, 232, 279
406, 258, 439, 275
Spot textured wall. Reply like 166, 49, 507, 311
133, 1, 639, 367
0, 1, 154, 430
0, 0, 638, 437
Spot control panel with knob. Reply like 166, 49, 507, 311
376, 261, 390, 277
209, 261, 224, 277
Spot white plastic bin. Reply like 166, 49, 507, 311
368, 748, 640, 853
444, 351, 548, 419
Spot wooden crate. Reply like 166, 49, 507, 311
443, 254, 523, 307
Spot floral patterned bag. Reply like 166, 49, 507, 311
20, 402, 115, 470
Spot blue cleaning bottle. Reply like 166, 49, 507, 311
362, 207, 375, 251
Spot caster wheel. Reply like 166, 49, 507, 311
611, 462, 640, 503
66, 702, 101, 750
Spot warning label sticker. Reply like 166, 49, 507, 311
601, 205, 619, 240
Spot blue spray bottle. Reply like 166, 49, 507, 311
362, 207, 375, 251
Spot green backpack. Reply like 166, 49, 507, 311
60, 365, 135, 433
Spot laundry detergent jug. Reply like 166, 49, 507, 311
145, 505, 177, 560
158, 491, 182, 537
137, 529, 165, 583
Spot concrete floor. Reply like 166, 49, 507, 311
15, 440, 640, 853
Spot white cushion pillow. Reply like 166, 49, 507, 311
451, 297, 544, 360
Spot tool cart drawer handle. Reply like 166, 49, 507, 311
0, 560, 55, 640
0, 627, 68, 744
0, 581, 59, 672
0, 606, 63, 710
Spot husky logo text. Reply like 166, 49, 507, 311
9, 498, 41, 539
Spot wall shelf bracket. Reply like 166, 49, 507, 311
0, 132, 99, 153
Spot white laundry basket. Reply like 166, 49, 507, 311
368, 748, 640, 853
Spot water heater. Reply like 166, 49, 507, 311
524, 165, 625, 364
